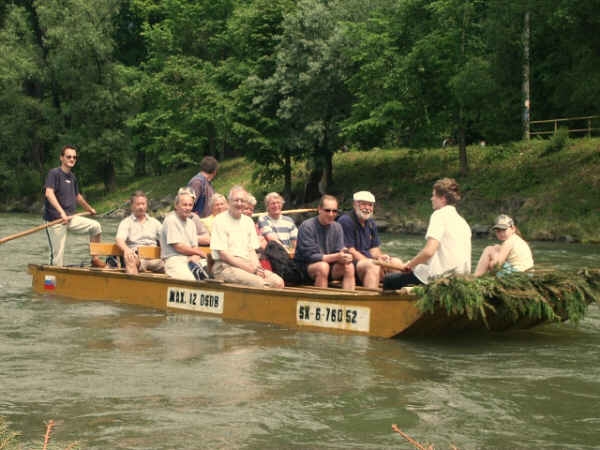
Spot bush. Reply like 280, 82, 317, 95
542, 126, 570, 155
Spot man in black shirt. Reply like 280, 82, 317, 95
44, 145, 104, 267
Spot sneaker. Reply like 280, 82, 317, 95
188, 261, 209, 280
91, 256, 107, 268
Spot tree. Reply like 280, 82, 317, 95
254, 0, 355, 201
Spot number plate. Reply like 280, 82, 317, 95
166, 287, 224, 314
296, 301, 370, 332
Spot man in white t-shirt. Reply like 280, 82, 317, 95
210, 186, 284, 288
383, 178, 471, 290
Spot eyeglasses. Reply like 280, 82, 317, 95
64, 155, 77, 160
322, 208, 338, 214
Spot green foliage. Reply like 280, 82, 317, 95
542, 126, 570, 156
415, 269, 600, 327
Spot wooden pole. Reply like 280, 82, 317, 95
251, 208, 316, 218
0, 212, 92, 245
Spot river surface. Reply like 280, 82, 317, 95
1, 213, 599, 449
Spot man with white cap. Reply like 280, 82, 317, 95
338, 191, 402, 289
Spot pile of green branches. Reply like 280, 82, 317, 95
414, 268, 600, 327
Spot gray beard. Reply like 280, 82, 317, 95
355, 209, 373, 221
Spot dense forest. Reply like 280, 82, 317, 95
1, 0, 599, 205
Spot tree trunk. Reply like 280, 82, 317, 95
458, 123, 468, 176
522, 11, 531, 140
134, 148, 146, 176
303, 167, 322, 204
283, 150, 292, 203
103, 160, 117, 193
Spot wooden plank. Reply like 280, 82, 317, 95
138, 246, 161, 259
90, 242, 122, 256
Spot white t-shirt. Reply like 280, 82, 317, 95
505, 233, 534, 271
413, 205, 472, 283
210, 211, 259, 261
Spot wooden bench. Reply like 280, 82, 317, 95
90, 242, 162, 260
89, 243, 211, 260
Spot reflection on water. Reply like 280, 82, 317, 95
1, 214, 599, 449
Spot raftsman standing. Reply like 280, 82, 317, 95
43, 145, 104, 267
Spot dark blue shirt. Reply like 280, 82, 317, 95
294, 217, 345, 266
43, 167, 79, 221
338, 212, 380, 258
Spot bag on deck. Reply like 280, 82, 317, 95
264, 241, 304, 284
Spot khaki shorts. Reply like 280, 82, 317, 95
212, 261, 283, 288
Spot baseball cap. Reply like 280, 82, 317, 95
492, 214, 514, 230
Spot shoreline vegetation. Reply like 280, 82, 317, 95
8, 137, 600, 243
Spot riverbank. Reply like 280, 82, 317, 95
12, 137, 600, 243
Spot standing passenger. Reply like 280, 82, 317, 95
43, 144, 104, 267
383, 178, 471, 290
187, 156, 218, 218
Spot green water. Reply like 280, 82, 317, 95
1, 214, 599, 449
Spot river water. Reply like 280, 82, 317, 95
1, 213, 599, 449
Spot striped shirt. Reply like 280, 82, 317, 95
258, 215, 298, 250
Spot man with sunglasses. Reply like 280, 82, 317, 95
294, 195, 355, 290
43, 145, 104, 267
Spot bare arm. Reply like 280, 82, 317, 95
172, 243, 206, 258
45, 188, 69, 222
404, 238, 440, 271
197, 231, 210, 246
76, 193, 96, 215
495, 239, 514, 265
347, 246, 367, 262
218, 249, 258, 274
323, 249, 352, 265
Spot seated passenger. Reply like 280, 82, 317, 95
178, 186, 210, 246
474, 214, 534, 277
243, 193, 267, 250
383, 178, 471, 290
200, 193, 228, 235
257, 192, 298, 253
160, 189, 208, 280
115, 190, 164, 274
338, 191, 402, 289
210, 186, 284, 288
294, 195, 355, 290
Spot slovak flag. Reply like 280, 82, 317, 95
44, 275, 56, 290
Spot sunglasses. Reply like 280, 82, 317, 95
64, 155, 78, 160
322, 208, 338, 213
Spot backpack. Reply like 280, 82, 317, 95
264, 241, 304, 284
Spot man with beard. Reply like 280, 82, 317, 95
337, 191, 402, 289
115, 190, 164, 274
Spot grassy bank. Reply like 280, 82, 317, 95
88, 137, 600, 243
